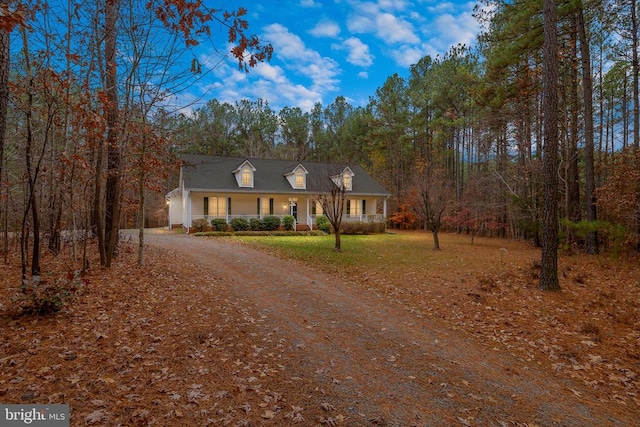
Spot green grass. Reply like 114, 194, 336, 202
234, 231, 536, 277
236, 232, 450, 270
235, 234, 368, 268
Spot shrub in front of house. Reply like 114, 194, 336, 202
341, 221, 386, 235
282, 215, 295, 231
192, 218, 209, 232
210, 218, 228, 231
262, 215, 281, 231
249, 218, 263, 231
315, 215, 331, 234
230, 217, 250, 231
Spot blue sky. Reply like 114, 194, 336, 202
184, 0, 482, 113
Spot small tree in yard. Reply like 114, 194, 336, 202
410, 162, 454, 250
316, 169, 348, 251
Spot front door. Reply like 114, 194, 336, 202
291, 202, 298, 220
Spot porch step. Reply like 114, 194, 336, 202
296, 224, 311, 231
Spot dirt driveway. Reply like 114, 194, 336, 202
138, 229, 632, 426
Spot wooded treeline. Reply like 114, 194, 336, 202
1, 0, 639, 283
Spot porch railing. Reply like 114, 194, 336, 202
191, 213, 386, 228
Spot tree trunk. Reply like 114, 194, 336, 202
566, 16, 580, 226
29, 187, 41, 279
137, 135, 146, 266
0, 0, 8, 263
334, 229, 341, 252
92, 140, 106, 266
540, 0, 561, 291
48, 192, 62, 255
104, 0, 121, 267
577, 6, 599, 254
632, 0, 639, 150
20, 28, 42, 285
432, 229, 440, 250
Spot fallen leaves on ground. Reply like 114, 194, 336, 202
1, 243, 327, 425
1, 231, 639, 426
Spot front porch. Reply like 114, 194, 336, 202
170, 190, 388, 232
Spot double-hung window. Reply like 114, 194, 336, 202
242, 169, 252, 186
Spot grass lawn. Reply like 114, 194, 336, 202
234, 230, 536, 279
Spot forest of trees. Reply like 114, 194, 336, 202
1, 0, 639, 285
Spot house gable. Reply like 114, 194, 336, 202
232, 160, 256, 188
331, 167, 355, 191
284, 164, 309, 190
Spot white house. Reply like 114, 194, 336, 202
167, 155, 390, 232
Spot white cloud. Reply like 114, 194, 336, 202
346, 2, 419, 45
389, 44, 425, 67
332, 37, 373, 67
347, 14, 375, 33
377, 0, 410, 11
262, 23, 341, 92
357, 71, 368, 79
300, 0, 322, 7
263, 23, 309, 59
309, 20, 341, 38
432, 11, 480, 50
196, 24, 340, 111
254, 62, 287, 83
206, 60, 324, 112
375, 13, 419, 44
426, 2, 456, 13
301, 62, 340, 92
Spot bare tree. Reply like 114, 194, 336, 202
0, 0, 13, 263
411, 162, 454, 250
17, 27, 58, 286
316, 167, 349, 252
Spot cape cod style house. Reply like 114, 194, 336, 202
167, 155, 390, 232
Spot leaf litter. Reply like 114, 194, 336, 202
0, 230, 639, 426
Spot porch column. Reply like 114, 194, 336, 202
383, 197, 387, 218
185, 190, 192, 227
226, 195, 230, 223
166, 197, 171, 228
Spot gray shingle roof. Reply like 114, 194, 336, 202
180, 155, 389, 196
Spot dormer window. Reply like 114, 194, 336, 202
332, 167, 354, 191
233, 160, 256, 188
242, 169, 252, 186
342, 172, 352, 191
285, 164, 308, 190
295, 170, 305, 188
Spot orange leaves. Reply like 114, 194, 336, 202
0, 3, 25, 32
151, 0, 212, 47
148, 3, 272, 72
222, 8, 273, 72
389, 204, 416, 229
